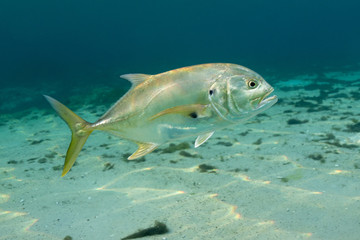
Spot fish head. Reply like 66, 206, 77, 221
208, 65, 278, 122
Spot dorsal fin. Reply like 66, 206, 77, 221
120, 74, 151, 87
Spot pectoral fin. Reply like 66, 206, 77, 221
195, 131, 214, 148
128, 142, 159, 160
149, 104, 211, 121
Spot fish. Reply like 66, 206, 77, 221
45, 63, 278, 176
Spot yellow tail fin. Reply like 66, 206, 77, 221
44, 95, 93, 177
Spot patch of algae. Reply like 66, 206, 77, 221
281, 169, 303, 183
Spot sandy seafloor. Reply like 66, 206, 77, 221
1, 69, 360, 240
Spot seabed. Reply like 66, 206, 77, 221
0, 69, 360, 240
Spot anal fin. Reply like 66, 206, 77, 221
128, 142, 159, 160
195, 131, 214, 148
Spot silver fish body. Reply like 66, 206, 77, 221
45, 63, 277, 176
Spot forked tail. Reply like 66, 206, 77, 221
44, 95, 93, 177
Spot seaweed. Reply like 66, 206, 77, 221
257, 113, 270, 118
294, 99, 318, 108
179, 150, 202, 158
160, 142, 190, 153
232, 168, 249, 172
34, 130, 50, 136
324, 139, 358, 149
45, 152, 56, 159
102, 153, 116, 158
239, 130, 250, 136
320, 116, 329, 121
216, 141, 233, 147
279, 86, 297, 92
330, 93, 349, 98
280, 169, 303, 183
121, 221, 168, 240
307, 105, 332, 112
319, 133, 336, 140
103, 162, 114, 171
287, 119, 309, 125
308, 153, 325, 163
253, 138, 262, 145
280, 177, 289, 183
315, 133, 358, 149
29, 139, 44, 145
52, 165, 62, 171
38, 158, 47, 164
346, 122, 360, 132
350, 89, 360, 100
198, 164, 217, 173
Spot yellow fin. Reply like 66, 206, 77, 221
195, 131, 214, 148
149, 104, 211, 121
44, 95, 93, 177
128, 142, 159, 160
120, 74, 151, 87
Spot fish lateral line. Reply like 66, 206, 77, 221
148, 104, 211, 121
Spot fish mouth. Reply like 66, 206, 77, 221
256, 88, 278, 110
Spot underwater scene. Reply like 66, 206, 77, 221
1, 1, 360, 240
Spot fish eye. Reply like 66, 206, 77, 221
247, 80, 258, 89
209, 89, 214, 95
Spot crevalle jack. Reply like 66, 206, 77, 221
45, 63, 278, 176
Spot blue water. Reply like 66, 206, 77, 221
1, 1, 360, 239
1, 0, 359, 89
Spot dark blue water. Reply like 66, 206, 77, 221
0, 0, 359, 112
